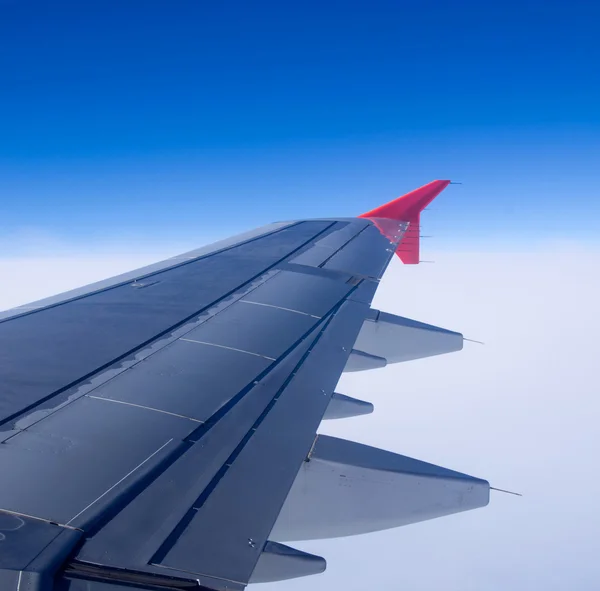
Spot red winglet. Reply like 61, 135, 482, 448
359, 180, 451, 264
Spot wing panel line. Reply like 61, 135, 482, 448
86, 395, 205, 423
65, 438, 175, 526
237, 299, 321, 319
179, 338, 277, 361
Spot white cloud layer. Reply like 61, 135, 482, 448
1, 244, 599, 590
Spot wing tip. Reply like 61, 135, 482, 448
358, 180, 451, 221
359, 180, 452, 265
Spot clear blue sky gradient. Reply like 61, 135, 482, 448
1, 0, 599, 250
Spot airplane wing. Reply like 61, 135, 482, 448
0, 180, 489, 591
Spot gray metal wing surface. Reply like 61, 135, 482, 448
0, 182, 490, 591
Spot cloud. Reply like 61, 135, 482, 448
0, 254, 160, 310
1, 244, 599, 590
268, 249, 600, 591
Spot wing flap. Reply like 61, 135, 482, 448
0, 510, 82, 590
239, 269, 353, 318
74, 355, 290, 571
0, 396, 189, 528
153, 300, 368, 584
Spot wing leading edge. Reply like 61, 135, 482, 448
0, 181, 489, 591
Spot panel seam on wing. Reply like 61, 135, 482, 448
86, 395, 205, 424
179, 338, 277, 361
65, 439, 175, 526
238, 299, 321, 319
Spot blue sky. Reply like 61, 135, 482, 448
1, 0, 599, 250
1, 5, 600, 589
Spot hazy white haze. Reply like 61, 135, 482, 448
1, 243, 599, 590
